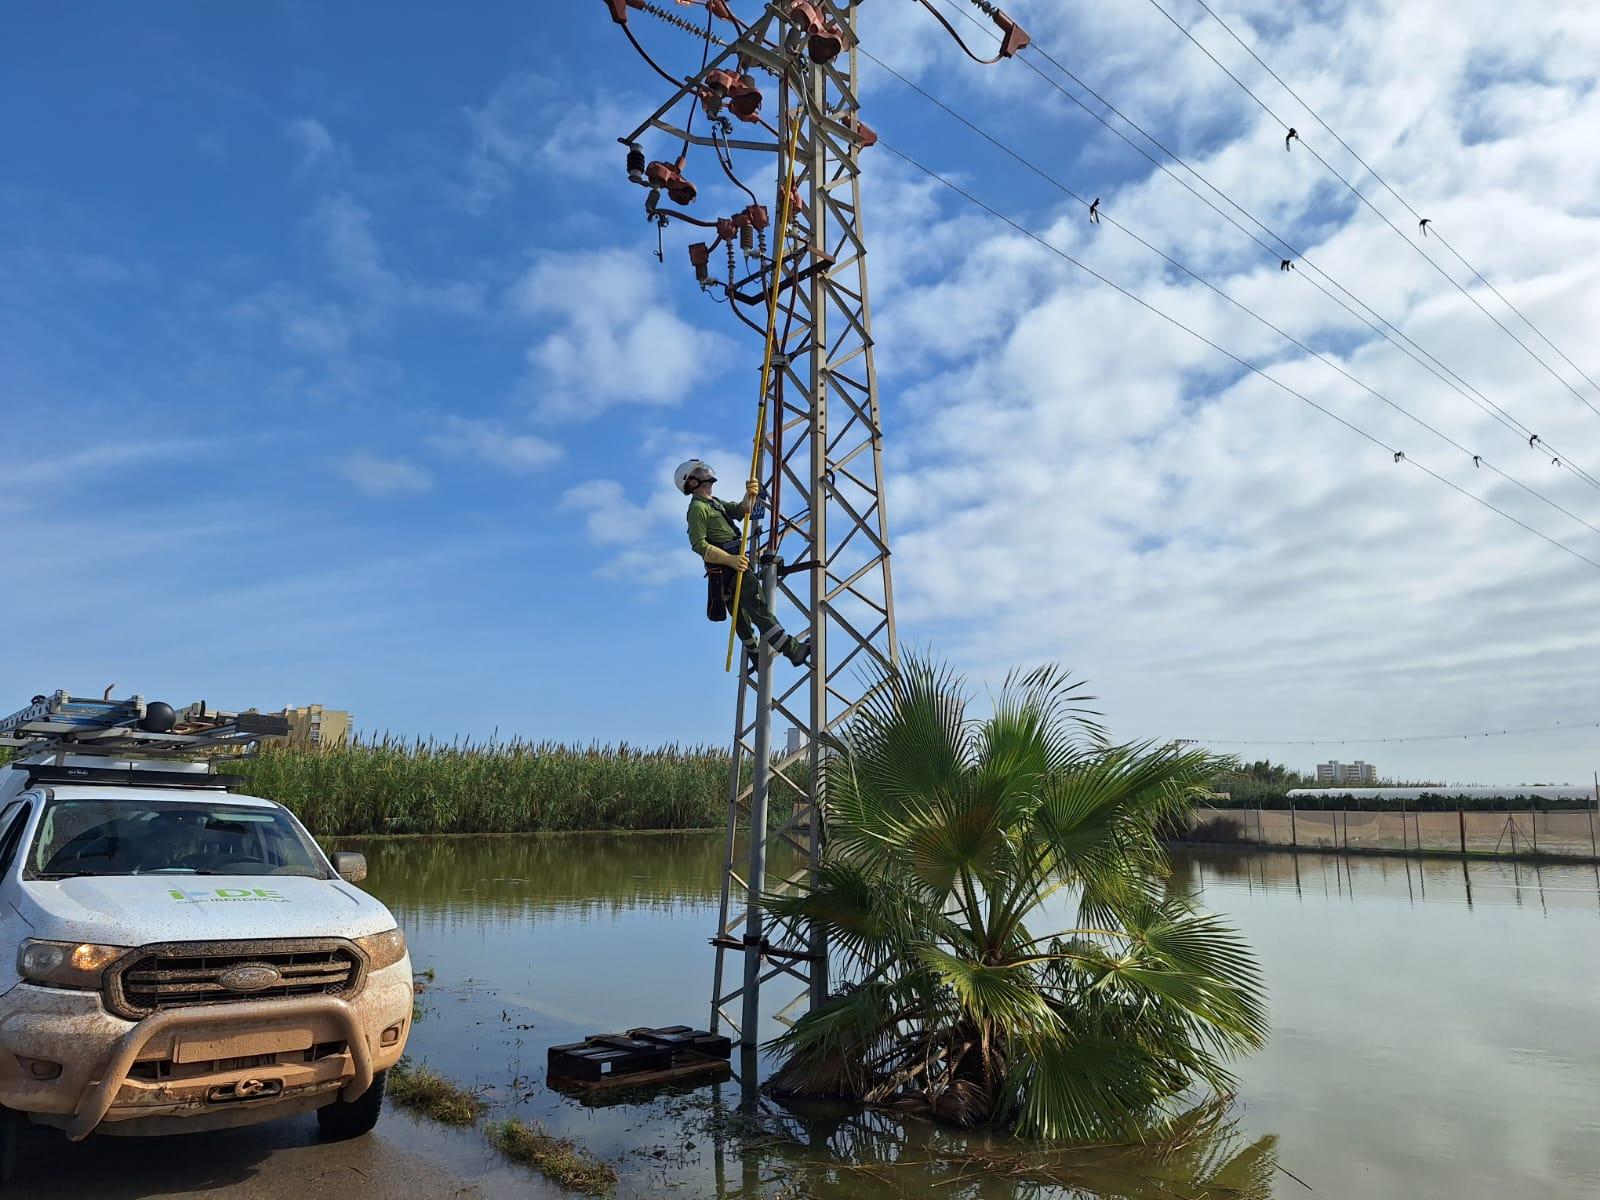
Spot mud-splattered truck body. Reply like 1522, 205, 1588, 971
0, 759, 411, 1149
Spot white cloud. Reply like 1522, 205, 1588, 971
508, 248, 734, 420
427, 416, 562, 472
0, 440, 208, 499
455, 73, 646, 212
334, 452, 433, 497
281, 306, 353, 355
285, 117, 345, 174
785, 0, 1600, 782
310, 193, 483, 314
560, 433, 746, 584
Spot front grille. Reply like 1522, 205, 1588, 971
127, 1042, 347, 1082
104, 939, 366, 1021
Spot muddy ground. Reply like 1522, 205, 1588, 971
8, 1106, 554, 1199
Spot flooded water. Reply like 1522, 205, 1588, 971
349, 834, 1600, 1199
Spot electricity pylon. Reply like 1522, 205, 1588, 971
616, 0, 897, 1051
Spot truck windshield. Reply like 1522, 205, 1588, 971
25, 798, 328, 879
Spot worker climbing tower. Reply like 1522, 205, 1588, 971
611, 0, 895, 1050
608, 0, 1025, 1056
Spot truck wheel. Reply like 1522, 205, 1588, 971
316, 1070, 386, 1140
0, 1108, 19, 1185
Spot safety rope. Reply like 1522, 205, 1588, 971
724, 108, 802, 672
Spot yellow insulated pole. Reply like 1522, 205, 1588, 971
724, 112, 803, 672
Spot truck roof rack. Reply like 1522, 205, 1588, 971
12, 763, 243, 791
0, 690, 290, 763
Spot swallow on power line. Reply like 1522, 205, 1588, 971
1530, 433, 1541, 447
1472, 455, 1481, 467
1393, 451, 1406, 462
1285, 127, 1298, 151
1419, 218, 1431, 237
1280, 259, 1294, 271
1088, 197, 1100, 224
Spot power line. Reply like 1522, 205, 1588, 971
1141, 0, 1600, 424
876, 138, 1600, 575
1188, 721, 1600, 747
1183, 0, 1600, 406
919, 0, 1600, 494
860, 49, 1600, 543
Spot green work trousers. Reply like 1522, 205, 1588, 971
725, 568, 802, 658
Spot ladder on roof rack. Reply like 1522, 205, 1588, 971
0, 690, 290, 762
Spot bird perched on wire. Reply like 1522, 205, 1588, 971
1393, 451, 1406, 462
1285, 127, 1298, 151
1280, 259, 1294, 272
1418, 218, 1431, 237
1530, 433, 1541, 448
1088, 197, 1100, 224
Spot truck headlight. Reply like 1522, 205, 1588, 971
354, 928, 407, 971
17, 940, 128, 989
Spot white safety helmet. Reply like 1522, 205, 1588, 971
674, 459, 717, 494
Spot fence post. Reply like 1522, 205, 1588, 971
1400, 794, 1408, 854
1530, 803, 1539, 853
1458, 805, 1467, 855
1255, 806, 1264, 846
1289, 802, 1297, 848
1592, 771, 1599, 859
1341, 807, 1349, 851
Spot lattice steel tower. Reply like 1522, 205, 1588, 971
614, 0, 896, 1050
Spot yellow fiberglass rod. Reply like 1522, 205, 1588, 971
725, 111, 804, 672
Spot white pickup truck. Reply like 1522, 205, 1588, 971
0, 694, 412, 1180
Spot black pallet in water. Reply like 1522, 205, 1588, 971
547, 1025, 733, 1087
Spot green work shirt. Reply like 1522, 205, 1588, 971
687, 495, 746, 557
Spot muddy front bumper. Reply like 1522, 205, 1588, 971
0, 962, 412, 1140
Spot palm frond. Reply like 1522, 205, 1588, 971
917, 946, 1057, 1035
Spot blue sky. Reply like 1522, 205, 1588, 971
5, 1, 1600, 781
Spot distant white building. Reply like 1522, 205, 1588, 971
785, 727, 805, 756
1316, 760, 1377, 786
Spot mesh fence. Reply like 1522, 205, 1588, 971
1186, 806, 1600, 859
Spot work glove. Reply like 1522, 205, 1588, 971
704, 545, 750, 572
745, 479, 761, 504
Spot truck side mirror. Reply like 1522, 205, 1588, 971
331, 851, 367, 884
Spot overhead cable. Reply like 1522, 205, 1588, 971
876, 139, 1600, 575
1185, 0, 1600, 407
860, 49, 1600, 543
1141, 0, 1600, 423
922, 0, 1600, 494
1189, 720, 1600, 747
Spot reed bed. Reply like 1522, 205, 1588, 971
223, 736, 801, 836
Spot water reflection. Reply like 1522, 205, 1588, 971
336, 833, 1600, 1198
1173, 844, 1600, 916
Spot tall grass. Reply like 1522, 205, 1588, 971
223, 736, 801, 836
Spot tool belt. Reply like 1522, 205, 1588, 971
704, 539, 744, 623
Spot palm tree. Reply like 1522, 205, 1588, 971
763, 656, 1267, 1141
